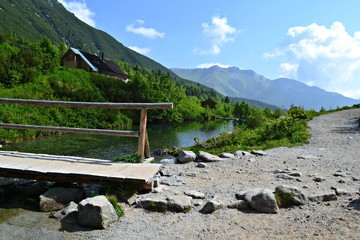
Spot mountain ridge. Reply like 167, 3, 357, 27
171, 66, 359, 110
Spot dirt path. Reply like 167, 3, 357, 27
1, 109, 360, 240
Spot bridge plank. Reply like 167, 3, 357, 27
0, 151, 162, 189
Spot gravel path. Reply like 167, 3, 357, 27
1, 109, 360, 240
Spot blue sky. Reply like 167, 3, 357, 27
58, 0, 360, 99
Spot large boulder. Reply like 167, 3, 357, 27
242, 188, 279, 214
78, 195, 118, 229
39, 187, 84, 212
274, 185, 307, 207
178, 150, 196, 163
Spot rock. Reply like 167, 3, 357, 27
274, 185, 307, 207
234, 150, 253, 159
313, 177, 326, 182
288, 172, 302, 177
50, 201, 78, 219
335, 189, 352, 196
39, 187, 84, 212
136, 197, 168, 212
276, 173, 295, 180
235, 191, 247, 200
197, 151, 223, 162
160, 178, 185, 186
160, 158, 177, 164
352, 176, 360, 181
308, 193, 337, 202
274, 169, 291, 174
196, 162, 207, 168
185, 172, 198, 177
160, 168, 174, 176
184, 190, 206, 199
78, 195, 118, 229
243, 188, 279, 214
178, 150, 196, 163
227, 200, 249, 210
251, 150, 267, 156
166, 196, 192, 212
220, 152, 235, 158
136, 196, 192, 213
199, 197, 222, 214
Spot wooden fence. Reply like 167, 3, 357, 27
0, 98, 173, 160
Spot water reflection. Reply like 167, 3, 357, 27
2, 120, 233, 160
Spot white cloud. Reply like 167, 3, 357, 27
196, 63, 232, 69
128, 46, 151, 55
126, 20, 165, 39
266, 21, 360, 99
194, 16, 238, 55
58, 0, 95, 27
280, 63, 298, 78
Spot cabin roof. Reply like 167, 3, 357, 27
65, 47, 128, 79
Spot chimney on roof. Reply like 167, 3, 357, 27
101, 52, 104, 61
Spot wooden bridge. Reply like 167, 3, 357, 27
0, 151, 161, 189
0, 98, 173, 189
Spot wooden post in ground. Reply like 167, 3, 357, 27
138, 108, 148, 160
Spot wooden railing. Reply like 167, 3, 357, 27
0, 98, 173, 160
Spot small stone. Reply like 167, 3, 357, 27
185, 172, 198, 177
352, 176, 360, 181
178, 150, 196, 163
335, 189, 352, 196
243, 188, 279, 214
199, 198, 222, 214
338, 179, 346, 184
251, 150, 267, 156
220, 153, 235, 158
274, 185, 307, 207
288, 172, 302, 177
160, 168, 174, 176
160, 158, 177, 164
308, 193, 337, 202
50, 201, 78, 220
184, 190, 206, 199
196, 162, 207, 168
276, 174, 295, 180
198, 151, 223, 162
166, 196, 192, 212
313, 177, 326, 182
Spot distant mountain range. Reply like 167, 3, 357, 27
171, 66, 359, 110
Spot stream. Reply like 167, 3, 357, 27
2, 120, 233, 160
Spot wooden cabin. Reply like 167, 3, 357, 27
61, 48, 129, 80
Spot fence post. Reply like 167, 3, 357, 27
138, 108, 148, 160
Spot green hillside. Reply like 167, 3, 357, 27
0, 0, 166, 71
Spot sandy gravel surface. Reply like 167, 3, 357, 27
1, 108, 360, 240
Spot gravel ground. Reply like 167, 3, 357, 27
1, 108, 360, 240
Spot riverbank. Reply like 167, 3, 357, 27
1, 108, 360, 239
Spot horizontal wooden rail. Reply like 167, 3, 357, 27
0, 98, 173, 110
0, 98, 173, 160
0, 123, 139, 137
